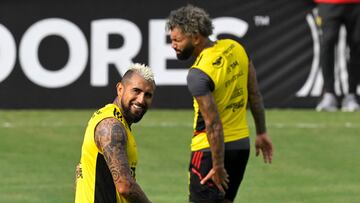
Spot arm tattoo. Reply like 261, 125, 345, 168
195, 94, 225, 168
248, 61, 267, 134
95, 118, 151, 202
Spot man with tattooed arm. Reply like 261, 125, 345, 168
166, 5, 274, 203
75, 63, 155, 203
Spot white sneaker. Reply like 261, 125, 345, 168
316, 93, 338, 112
341, 94, 360, 112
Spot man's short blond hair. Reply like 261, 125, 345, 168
122, 63, 155, 85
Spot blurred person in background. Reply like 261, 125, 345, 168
314, 0, 360, 112
75, 63, 155, 203
166, 5, 274, 203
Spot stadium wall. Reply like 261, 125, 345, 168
0, 0, 354, 109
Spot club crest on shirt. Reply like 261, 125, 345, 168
113, 108, 123, 121
212, 56, 224, 68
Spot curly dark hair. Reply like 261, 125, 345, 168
166, 4, 213, 37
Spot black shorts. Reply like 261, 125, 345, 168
188, 149, 250, 203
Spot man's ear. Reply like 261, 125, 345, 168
192, 33, 201, 45
116, 82, 123, 96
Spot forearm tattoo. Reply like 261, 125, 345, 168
196, 94, 225, 167
248, 62, 267, 134
95, 118, 150, 202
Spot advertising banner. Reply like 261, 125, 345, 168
1, 0, 353, 109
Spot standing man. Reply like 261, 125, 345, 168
75, 63, 155, 203
314, 0, 360, 112
166, 5, 274, 203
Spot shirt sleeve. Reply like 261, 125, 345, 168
186, 68, 215, 97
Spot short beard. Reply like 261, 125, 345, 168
121, 101, 145, 124
176, 44, 194, 60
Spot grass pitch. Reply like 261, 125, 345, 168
0, 109, 359, 203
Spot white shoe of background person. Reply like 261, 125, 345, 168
341, 94, 360, 112
316, 92, 338, 112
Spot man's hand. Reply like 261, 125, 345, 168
200, 166, 229, 193
255, 133, 274, 164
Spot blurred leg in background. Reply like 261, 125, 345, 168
315, 2, 360, 112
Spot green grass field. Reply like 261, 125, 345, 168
1, 109, 359, 203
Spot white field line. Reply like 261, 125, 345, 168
254, 122, 360, 129
137, 121, 360, 129
0, 121, 82, 128
1, 121, 359, 129
136, 122, 193, 128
